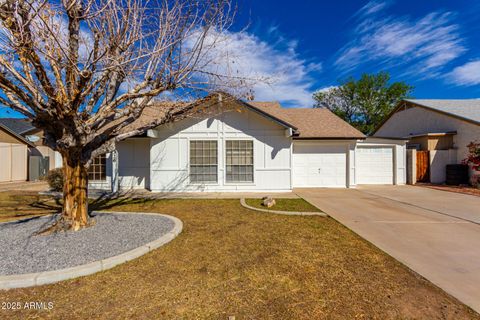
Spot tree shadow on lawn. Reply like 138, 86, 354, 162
88, 191, 159, 213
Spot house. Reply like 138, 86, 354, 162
0, 123, 31, 182
373, 99, 480, 183
0, 118, 62, 181
90, 93, 407, 192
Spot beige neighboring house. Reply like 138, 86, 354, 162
374, 99, 480, 184
0, 118, 62, 182
0, 123, 31, 182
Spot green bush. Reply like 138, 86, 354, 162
46, 168, 64, 192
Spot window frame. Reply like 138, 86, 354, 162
188, 139, 219, 185
88, 154, 107, 181
224, 139, 255, 184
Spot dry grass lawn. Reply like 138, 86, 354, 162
245, 198, 321, 212
0, 194, 478, 319
0, 191, 59, 222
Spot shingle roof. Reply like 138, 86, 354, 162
0, 118, 35, 135
0, 123, 34, 146
249, 102, 365, 139
404, 99, 480, 124
0, 95, 364, 141
126, 96, 364, 139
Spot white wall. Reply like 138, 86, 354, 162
375, 106, 480, 162
430, 149, 457, 184
117, 138, 150, 189
149, 108, 292, 192
54, 152, 62, 169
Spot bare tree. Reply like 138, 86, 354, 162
0, 0, 247, 230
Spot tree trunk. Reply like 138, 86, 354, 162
62, 155, 89, 231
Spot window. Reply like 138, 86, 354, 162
88, 154, 106, 181
190, 141, 218, 183
226, 140, 253, 183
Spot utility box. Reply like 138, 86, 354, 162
29, 156, 50, 181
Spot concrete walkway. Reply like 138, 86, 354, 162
296, 185, 480, 314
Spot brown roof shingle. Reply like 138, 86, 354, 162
249, 102, 365, 139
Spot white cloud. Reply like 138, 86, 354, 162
188, 30, 321, 107
336, 11, 466, 77
356, 0, 393, 17
449, 60, 480, 86
316, 85, 338, 93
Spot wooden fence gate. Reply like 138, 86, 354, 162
416, 151, 430, 182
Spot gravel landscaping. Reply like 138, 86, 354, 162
0, 212, 175, 276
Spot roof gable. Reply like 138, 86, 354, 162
403, 99, 480, 124
0, 124, 32, 145
104, 92, 364, 139
120, 93, 298, 136
373, 99, 480, 135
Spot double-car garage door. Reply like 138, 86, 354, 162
293, 143, 394, 187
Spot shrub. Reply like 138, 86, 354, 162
46, 168, 64, 191
462, 140, 480, 171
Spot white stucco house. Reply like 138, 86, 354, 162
374, 99, 480, 184
89, 94, 407, 192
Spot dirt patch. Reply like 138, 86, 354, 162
245, 198, 321, 212
418, 183, 480, 197
0, 196, 478, 319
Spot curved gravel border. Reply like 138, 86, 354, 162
0, 211, 182, 290
240, 198, 328, 216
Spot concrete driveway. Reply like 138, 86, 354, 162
296, 185, 480, 313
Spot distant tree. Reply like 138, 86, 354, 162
313, 72, 413, 134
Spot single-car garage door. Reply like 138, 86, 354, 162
356, 147, 393, 184
293, 143, 347, 187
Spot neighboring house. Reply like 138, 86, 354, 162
374, 99, 480, 183
90, 94, 407, 192
0, 123, 31, 182
0, 118, 62, 181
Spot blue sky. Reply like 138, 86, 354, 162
2, 0, 480, 118
228, 0, 480, 107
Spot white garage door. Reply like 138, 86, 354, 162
293, 144, 347, 187
356, 147, 393, 184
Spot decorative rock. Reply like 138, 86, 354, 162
262, 196, 276, 208
0, 212, 183, 289
240, 198, 328, 217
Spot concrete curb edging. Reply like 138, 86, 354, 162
0, 211, 183, 290
240, 198, 328, 217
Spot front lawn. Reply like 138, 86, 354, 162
245, 198, 321, 212
0, 194, 478, 319
0, 191, 59, 222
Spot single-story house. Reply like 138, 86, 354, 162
90, 94, 407, 192
0, 123, 31, 182
373, 99, 480, 183
0, 118, 62, 181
